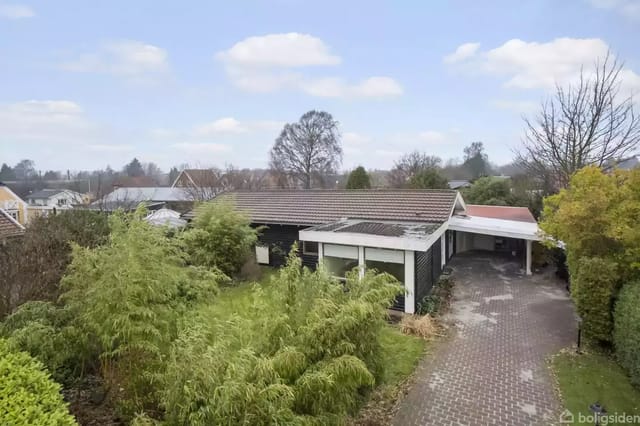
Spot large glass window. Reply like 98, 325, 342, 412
324, 256, 359, 279
365, 260, 405, 283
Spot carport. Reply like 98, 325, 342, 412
446, 205, 541, 275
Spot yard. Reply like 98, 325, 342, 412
553, 350, 640, 425
217, 267, 428, 423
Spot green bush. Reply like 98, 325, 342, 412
160, 249, 402, 425
417, 275, 454, 316
60, 208, 225, 418
614, 281, 640, 387
181, 200, 259, 276
1, 301, 93, 384
0, 338, 76, 425
571, 256, 620, 344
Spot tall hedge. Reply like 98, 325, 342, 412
0, 338, 76, 425
571, 256, 619, 343
614, 282, 640, 387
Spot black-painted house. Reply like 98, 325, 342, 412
185, 189, 541, 314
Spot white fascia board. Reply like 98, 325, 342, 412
299, 229, 429, 251
299, 221, 449, 252
448, 217, 541, 241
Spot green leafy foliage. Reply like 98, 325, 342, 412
181, 199, 259, 276
417, 275, 454, 315
1, 301, 92, 384
0, 338, 77, 425
60, 207, 225, 417
542, 167, 640, 348
461, 176, 529, 206
0, 209, 110, 318
409, 169, 449, 189
160, 249, 403, 425
614, 281, 640, 387
571, 257, 619, 343
346, 166, 372, 189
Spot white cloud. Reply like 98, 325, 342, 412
86, 144, 135, 153
445, 38, 640, 94
343, 132, 371, 145
417, 130, 447, 144
588, 0, 640, 19
216, 33, 340, 68
193, 117, 247, 136
0, 100, 93, 142
216, 33, 402, 98
61, 40, 169, 76
171, 143, 232, 154
301, 76, 403, 98
443, 42, 480, 64
490, 99, 538, 113
0, 3, 34, 19
191, 117, 285, 138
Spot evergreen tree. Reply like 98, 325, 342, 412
123, 158, 145, 177
0, 163, 15, 181
345, 166, 371, 189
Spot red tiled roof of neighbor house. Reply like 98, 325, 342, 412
465, 204, 536, 223
190, 189, 459, 225
0, 208, 25, 239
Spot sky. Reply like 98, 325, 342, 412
1, 0, 639, 173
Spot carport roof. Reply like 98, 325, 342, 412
449, 214, 541, 241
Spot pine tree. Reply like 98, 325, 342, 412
345, 166, 371, 189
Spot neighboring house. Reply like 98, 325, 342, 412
92, 186, 192, 212
172, 169, 221, 200
185, 190, 541, 314
172, 169, 218, 188
113, 176, 158, 188
605, 155, 639, 171
0, 208, 25, 241
448, 180, 471, 189
0, 182, 28, 225
144, 208, 187, 228
25, 189, 83, 218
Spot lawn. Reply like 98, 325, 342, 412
553, 350, 640, 425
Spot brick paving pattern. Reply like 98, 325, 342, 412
393, 252, 576, 426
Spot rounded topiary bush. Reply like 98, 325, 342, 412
0, 338, 76, 425
614, 281, 640, 387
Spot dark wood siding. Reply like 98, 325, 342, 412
432, 237, 442, 283
255, 223, 318, 269
414, 247, 433, 312
414, 236, 444, 313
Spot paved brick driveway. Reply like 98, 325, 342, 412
393, 252, 576, 426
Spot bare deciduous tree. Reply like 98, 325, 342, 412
221, 165, 269, 191
269, 110, 342, 189
516, 53, 640, 192
388, 151, 442, 188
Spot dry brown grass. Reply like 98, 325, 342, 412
399, 314, 439, 339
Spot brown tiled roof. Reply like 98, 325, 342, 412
0, 208, 24, 239
192, 190, 458, 225
466, 204, 536, 223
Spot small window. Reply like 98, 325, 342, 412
302, 241, 318, 255
8, 211, 18, 220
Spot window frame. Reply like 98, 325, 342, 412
302, 240, 319, 256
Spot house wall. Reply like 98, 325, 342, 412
456, 231, 494, 253
255, 223, 318, 269
413, 238, 443, 313
0, 187, 28, 225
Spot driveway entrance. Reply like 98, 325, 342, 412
393, 252, 576, 426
